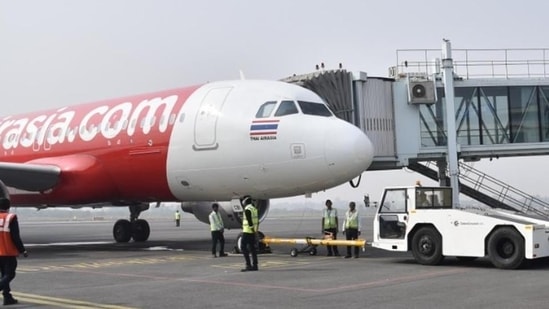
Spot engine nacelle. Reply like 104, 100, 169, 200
180, 198, 270, 229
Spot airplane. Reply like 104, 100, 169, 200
0, 79, 374, 242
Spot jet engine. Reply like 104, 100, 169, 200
180, 198, 270, 229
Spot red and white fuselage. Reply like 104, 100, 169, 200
0, 80, 373, 207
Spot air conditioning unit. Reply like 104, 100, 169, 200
408, 80, 436, 104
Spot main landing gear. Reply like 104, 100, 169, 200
113, 203, 151, 243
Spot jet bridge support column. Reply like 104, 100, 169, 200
437, 160, 449, 186
441, 39, 460, 207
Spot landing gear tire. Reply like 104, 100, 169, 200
234, 232, 243, 254
411, 226, 444, 265
113, 219, 132, 243
234, 231, 269, 254
132, 219, 150, 242
309, 247, 317, 256
487, 227, 524, 269
257, 231, 270, 253
290, 248, 298, 257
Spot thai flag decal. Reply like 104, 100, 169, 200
250, 119, 279, 140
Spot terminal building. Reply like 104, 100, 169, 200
283, 40, 549, 218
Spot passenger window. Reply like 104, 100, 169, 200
298, 101, 333, 116
256, 101, 277, 118
274, 100, 298, 117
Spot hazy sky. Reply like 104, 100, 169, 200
2, 0, 549, 206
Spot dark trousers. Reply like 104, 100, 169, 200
211, 230, 225, 255
345, 228, 360, 257
241, 232, 258, 268
0, 256, 17, 297
324, 228, 339, 255
175, 219, 180, 227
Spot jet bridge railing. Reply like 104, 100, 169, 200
409, 161, 549, 218
458, 163, 549, 216
392, 48, 549, 79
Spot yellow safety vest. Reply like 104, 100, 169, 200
345, 210, 359, 229
175, 212, 181, 220
242, 204, 258, 234
209, 211, 223, 231
323, 208, 337, 229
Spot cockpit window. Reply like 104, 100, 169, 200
256, 101, 277, 118
298, 101, 333, 116
274, 100, 298, 117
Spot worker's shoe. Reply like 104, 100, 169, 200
241, 266, 253, 272
251, 265, 258, 271
219, 253, 228, 257
344, 255, 352, 259
3, 295, 18, 306
353, 255, 359, 259
326, 253, 333, 256
212, 254, 217, 258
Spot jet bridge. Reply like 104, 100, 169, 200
282, 41, 549, 218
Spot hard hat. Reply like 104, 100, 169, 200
241, 195, 252, 206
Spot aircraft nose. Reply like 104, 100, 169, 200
324, 120, 374, 181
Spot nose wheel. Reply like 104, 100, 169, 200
233, 231, 271, 253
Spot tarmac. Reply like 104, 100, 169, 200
9, 213, 549, 308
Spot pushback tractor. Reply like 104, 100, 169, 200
371, 186, 549, 269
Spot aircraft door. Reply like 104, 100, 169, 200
192, 87, 233, 151
376, 188, 408, 240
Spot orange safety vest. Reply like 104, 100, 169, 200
0, 212, 20, 256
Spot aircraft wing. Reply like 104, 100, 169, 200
0, 162, 60, 191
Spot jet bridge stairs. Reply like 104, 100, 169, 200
408, 161, 549, 219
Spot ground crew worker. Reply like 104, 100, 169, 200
240, 195, 259, 272
0, 197, 27, 306
322, 199, 340, 256
174, 210, 181, 227
208, 203, 228, 258
342, 201, 361, 258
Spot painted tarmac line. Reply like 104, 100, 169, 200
18, 264, 470, 300
18, 255, 199, 273
179, 267, 472, 294
316, 267, 471, 293
12, 292, 136, 309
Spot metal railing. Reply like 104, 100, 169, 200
392, 48, 549, 79
459, 163, 549, 217
410, 161, 549, 218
